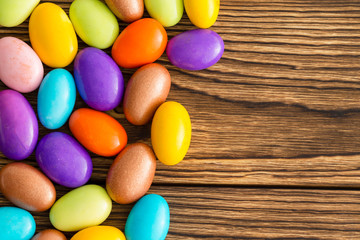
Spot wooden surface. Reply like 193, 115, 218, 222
1, 0, 360, 239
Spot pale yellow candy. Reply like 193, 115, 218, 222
71, 226, 126, 240
49, 185, 112, 232
70, 0, 119, 49
29, 3, 78, 68
144, 0, 183, 27
0, 0, 39, 27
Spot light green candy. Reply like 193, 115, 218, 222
145, 0, 184, 27
49, 185, 112, 232
0, 0, 39, 27
70, 0, 119, 49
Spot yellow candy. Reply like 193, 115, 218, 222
151, 101, 191, 165
29, 3, 78, 68
184, 0, 219, 28
71, 226, 126, 240
49, 185, 112, 232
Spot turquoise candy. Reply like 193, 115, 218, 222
125, 194, 170, 240
0, 206, 36, 240
37, 69, 76, 129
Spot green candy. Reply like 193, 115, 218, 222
49, 185, 112, 232
145, 0, 184, 27
70, 0, 119, 49
0, 0, 39, 27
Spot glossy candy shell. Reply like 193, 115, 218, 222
151, 101, 191, 165
0, 162, 56, 212
112, 18, 167, 68
0, 207, 36, 240
69, 108, 127, 157
0, 36, 43, 93
50, 185, 112, 232
104, 0, 143, 23
167, 29, 224, 70
125, 194, 170, 240
36, 132, 92, 188
74, 47, 124, 111
70, 0, 119, 49
184, 0, 219, 28
37, 69, 76, 129
0, 0, 39, 27
144, 0, 183, 27
71, 226, 125, 240
29, 3, 78, 68
0, 89, 38, 160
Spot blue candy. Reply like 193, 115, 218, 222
125, 194, 170, 240
0, 206, 36, 240
37, 68, 76, 129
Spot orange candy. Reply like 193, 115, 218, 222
111, 18, 167, 68
69, 108, 127, 157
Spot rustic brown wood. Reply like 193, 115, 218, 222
2, 186, 360, 239
1, 0, 360, 187
1, 0, 360, 239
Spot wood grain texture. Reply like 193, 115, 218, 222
1, 0, 360, 239
1, 0, 360, 187
2, 186, 360, 239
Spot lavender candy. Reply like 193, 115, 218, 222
36, 132, 92, 188
0, 89, 38, 160
74, 47, 124, 111
166, 29, 224, 71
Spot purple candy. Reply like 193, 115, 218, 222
36, 132, 92, 188
0, 89, 38, 160
166, 29, 224, 71
74, 47, 124, 111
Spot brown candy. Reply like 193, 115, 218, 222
106, 143, 156, 204
32, 229, 67, 240
123, 63, 171, 125
0, 162, 56, 212
104, 0, 143, 23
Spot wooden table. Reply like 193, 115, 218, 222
1, 0, 360, 239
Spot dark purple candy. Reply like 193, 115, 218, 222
74, 47, 124, 111
166, 29, 224, 71
0, 89, 38, 160
36, 132, 92, 188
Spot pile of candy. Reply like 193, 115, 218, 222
0, 0, 223, 239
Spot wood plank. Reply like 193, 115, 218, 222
1, 1, 360, 187
1, 186, 360, 239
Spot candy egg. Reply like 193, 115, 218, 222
0, 89, 38, 160
0, 0, 39, 27
36, 132, 92, 188
106, 143, 156, 204
71, 226, 125, 240
112, 18, 167, 69
125, 194, 170, 240
0, 207, 36, 240
167, 29, 224, 70
104, 0, 143, 23
50, 185, 112, 232
123, 63, 171, 125
144, 0, 183, 27
69, 108, 127, 157
70, 0, 119, 49
151, 101, 191, 165
74, 47, 124, 111
0, 162, 56, 212
32, 229, 67, 240
184, 0, 219, 28
29, 3, 78, 68
0, 37, 43, 93
37, 69, 76, 129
